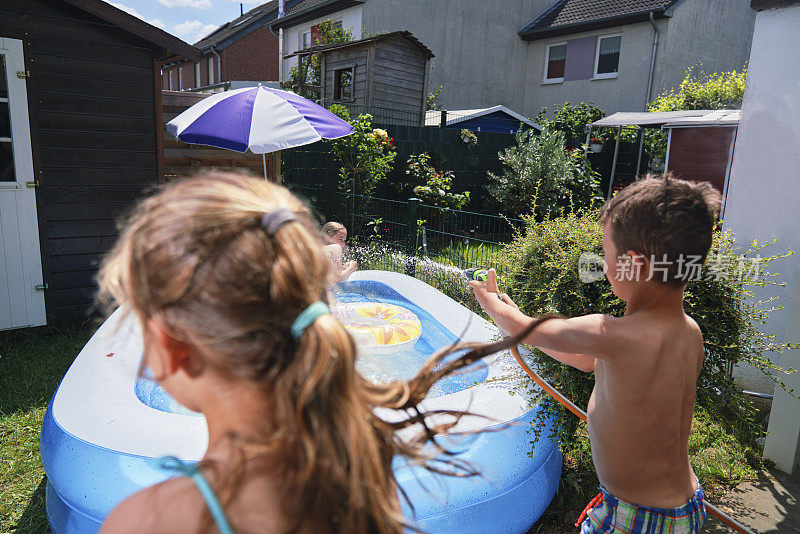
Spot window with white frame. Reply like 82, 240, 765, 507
208, 56, 215, 84
300, 31, 311, 49
594, 35, 621, 78
168, 69, 174, 90
544, 42, 567, 82
178, 66, 183, 90
195, 62, 200, 88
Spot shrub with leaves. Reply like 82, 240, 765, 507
487, 128, 603, 220
501, 209, 796, 452
405, 153, 469, 210
327, 106, 397, 228
459, 129, 478, 147
535, 101, 607, 146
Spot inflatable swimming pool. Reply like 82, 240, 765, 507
40, 270, 561, 533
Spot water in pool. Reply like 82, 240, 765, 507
136, 280, 488, 414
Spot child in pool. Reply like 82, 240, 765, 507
98, 172, 553, 534
471, 174, 721, 533
322, 221, 358, 283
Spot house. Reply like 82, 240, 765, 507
0, 0, 198, 328
286, 31, 433, 125
161, 0, 304, 91
424, 106, 541, 134
271, 0, 754, 119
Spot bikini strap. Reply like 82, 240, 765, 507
159, 456, 235, 534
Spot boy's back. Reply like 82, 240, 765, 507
588, 308, 703, 507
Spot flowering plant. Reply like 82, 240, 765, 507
369, 128, 394, 149
406, 153, 469, 210
588, 138, 604, 145
459, 128, 478, 147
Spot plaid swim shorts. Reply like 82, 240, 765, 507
578, 482, 706, 533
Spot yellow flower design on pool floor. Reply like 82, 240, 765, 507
357, 303, 400, 322
373, 319, 421, 345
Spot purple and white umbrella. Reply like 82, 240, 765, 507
165, 85, 354, 177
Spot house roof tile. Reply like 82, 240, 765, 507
520, 0, 680, 39
193, 0, 281, 50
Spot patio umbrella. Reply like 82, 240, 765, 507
165, 85, 354, 178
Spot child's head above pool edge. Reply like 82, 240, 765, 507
597, 172, 722, 298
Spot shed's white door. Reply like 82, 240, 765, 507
0, 37, 45, 329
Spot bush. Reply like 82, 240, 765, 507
487, 129, 603, 220
406, 153, 469, 210
501, 209, 796, 452
327, 106, 397, 211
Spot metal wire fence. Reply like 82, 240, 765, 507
289, 184, 524, 304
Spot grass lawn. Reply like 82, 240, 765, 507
0, 326, 96, 534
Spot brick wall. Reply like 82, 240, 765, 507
220, 25, 280, 81
160, 23, 279, 89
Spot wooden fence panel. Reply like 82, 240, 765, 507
161, 90, 280, 182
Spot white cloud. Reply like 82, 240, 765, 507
158, 0, 213, 8
232, 0, 262, 4
173, 20, 218, 42
108, 2, 165, 28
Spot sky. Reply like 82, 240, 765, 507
102, 0, 263, 45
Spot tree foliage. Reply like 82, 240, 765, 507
535, 101, 607, 145
642, 65, 748, 163
286, 20, 352, 101
487, 129, 603, 220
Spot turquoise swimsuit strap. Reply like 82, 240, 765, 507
159, 456, 234, 534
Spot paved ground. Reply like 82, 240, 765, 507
704, 467, 800, 533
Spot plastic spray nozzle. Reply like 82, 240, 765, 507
463, 268, 489, 282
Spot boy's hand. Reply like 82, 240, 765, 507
469, 269, 511, 316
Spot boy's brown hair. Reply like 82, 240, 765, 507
598, 173, 722, 287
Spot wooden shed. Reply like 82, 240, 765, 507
288, 31, 433, 125
0, 0, 198, 328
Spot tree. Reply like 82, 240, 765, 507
286, 20, 352, 101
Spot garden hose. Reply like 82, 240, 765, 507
508, 344, 755, 534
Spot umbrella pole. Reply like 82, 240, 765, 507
262, 153, 267, 181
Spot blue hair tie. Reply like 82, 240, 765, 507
291, 302, 330, 339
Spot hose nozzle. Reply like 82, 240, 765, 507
463, 268, 489, 281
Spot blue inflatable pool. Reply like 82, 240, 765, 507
41, 271, 561, 533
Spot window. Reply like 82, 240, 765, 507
208, 56, 215, 84
333, 66, 354, 100
0, 54, 15, 181
544, 42, 567, 83
168, 69, 174, 91
300, 31, 311, 49
178, 66, 183, 91
195, 62, 200, 88
594, 35, 621, 78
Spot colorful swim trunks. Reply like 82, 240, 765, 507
577, 482, 706, 533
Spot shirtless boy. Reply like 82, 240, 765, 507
471, 175, 721, 533
322, 221, 357, 284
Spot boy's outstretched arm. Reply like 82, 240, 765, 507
470, 269, 618, 372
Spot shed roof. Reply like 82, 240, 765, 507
425, 106, 541, 130
61, 0, 199, 60
590, 110, 719, 128
519, 0, 679, 40
662, 110, 741, 127
284, 30, 434, 59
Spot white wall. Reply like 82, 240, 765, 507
280, 5, 363, 81
723, 5, 800, 473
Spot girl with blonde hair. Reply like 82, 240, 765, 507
97, 172, 553, 534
